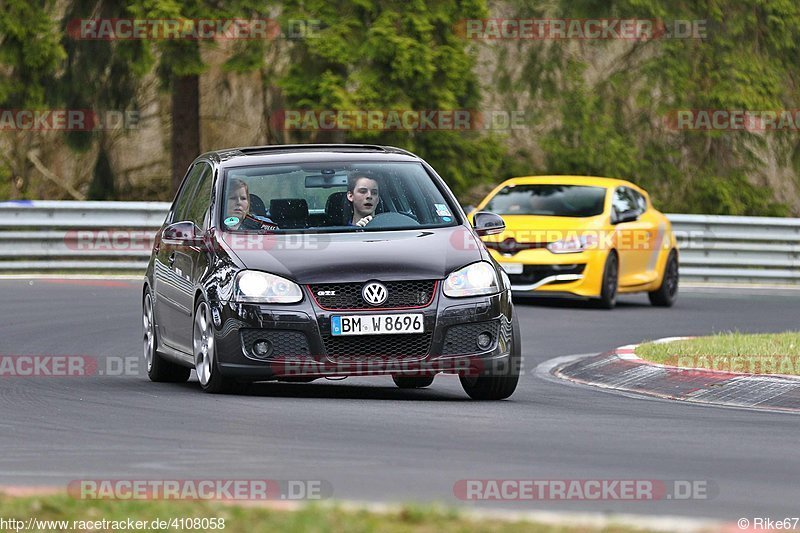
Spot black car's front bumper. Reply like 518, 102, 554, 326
211, 285, 514, 380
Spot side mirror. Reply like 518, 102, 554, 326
163, 221, 204, 246
612, 209, 639, 224
473, 211, 505, 236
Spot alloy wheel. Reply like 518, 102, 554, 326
143, 294, 155, 372
193, 302, 215, 386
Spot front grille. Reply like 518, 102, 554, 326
240, 329, 311, 360
322, 332, 433, 363
508, 264, 585, 285
309, 280, 436, 310
484, 238, 549, 254
442, 320, 501, 355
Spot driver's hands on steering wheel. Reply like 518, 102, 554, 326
355, 215, 373, 227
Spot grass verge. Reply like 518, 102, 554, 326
0, 493, 651, 533
636, 331, 800, 376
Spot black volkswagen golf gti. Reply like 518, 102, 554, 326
142, 144, 520, 399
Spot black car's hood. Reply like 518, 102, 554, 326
218, 227, 485, 284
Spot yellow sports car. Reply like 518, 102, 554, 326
471, 176, 678, 308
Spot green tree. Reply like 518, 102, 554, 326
501, 0, 800, 215
87, 144, 116, 200
0, 0, 66, 198
130, 0, 276, 192
278, 0, 506, 195
56, 0, 153, 199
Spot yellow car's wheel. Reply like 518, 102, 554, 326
649, 250, 679, 307
594, 251, 618, 310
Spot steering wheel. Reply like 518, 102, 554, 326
363, 212, 419, 229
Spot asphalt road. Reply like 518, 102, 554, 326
1, 278, 799, 521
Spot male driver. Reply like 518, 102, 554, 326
347, 173, 380, 227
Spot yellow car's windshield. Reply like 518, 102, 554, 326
485, 184, 606, 217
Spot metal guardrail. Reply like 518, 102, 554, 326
0, 201, 169, 271
668, 213, 800, 284
0, 201, 799, 284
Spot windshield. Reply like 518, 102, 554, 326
220, 161, 459, 233
484, 184, 607, 217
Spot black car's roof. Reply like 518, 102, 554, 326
197, 144, 422, 168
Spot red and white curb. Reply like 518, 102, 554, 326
551, 337, 800, 414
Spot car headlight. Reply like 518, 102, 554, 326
443, 262, 500, 297
547, 235, 594, 254
233, 270, 303, 303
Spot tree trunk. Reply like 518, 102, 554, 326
171, 75, 200, 193
88, 141, 116, 200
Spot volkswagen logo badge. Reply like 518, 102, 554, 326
362, 281, 388, 306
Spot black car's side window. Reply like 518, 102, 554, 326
172, 163, 205, 223
185, 164, 214, 229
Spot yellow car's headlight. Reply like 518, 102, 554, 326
547, 235, 593, 254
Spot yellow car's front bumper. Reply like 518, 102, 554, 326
490, 248, 607, 298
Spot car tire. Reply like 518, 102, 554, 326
143, 290, 191, 383
459, 313, 521, 400
194, 298, 236, 394
392, 375, 435, 389
593, 251, 618, 309
649, 249, 679, 307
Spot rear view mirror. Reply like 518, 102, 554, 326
473, 211, 505, 236
305, 174, 348, 188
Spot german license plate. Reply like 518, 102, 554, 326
502, 263, 524, 274
331, 314, 424, 336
